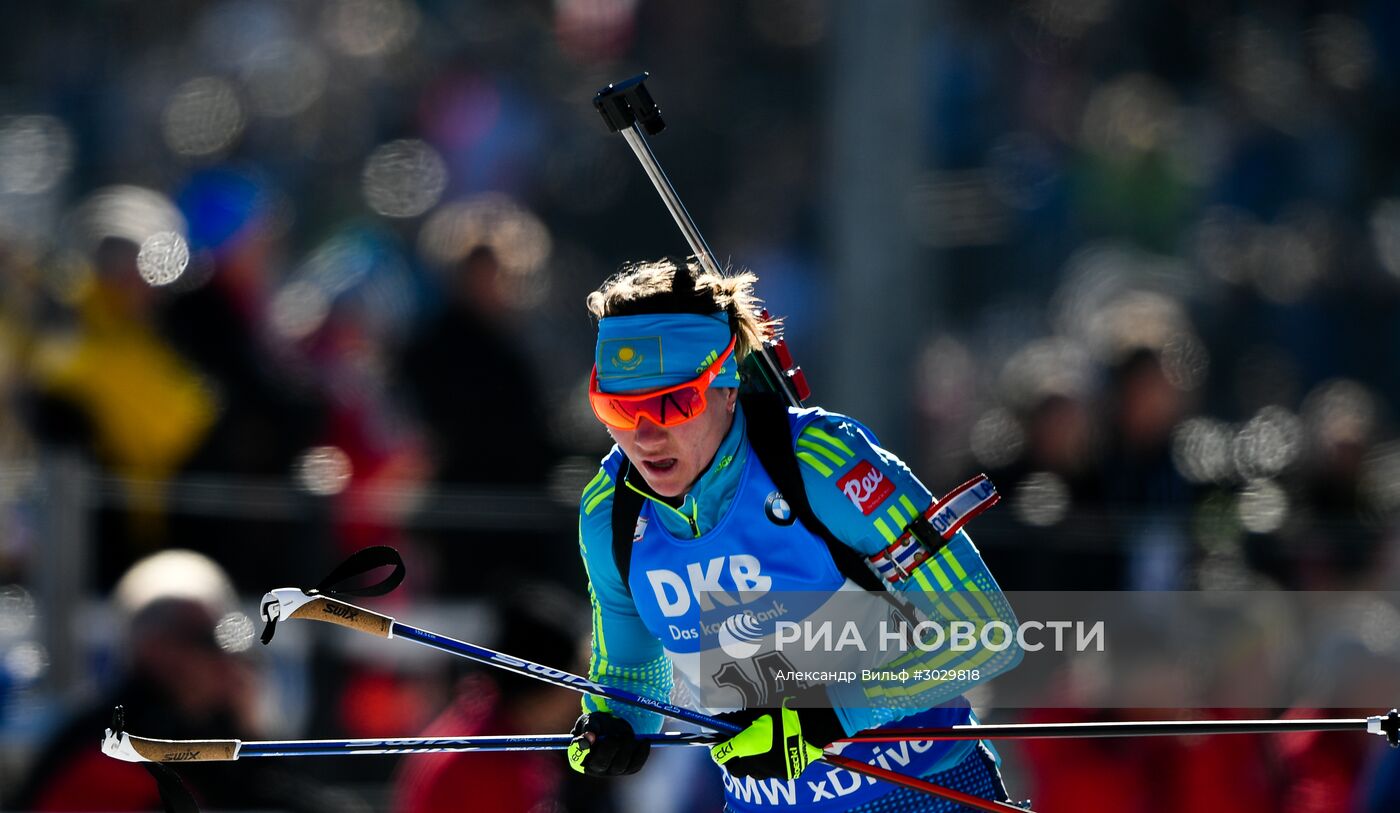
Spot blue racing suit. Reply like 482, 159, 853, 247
577, 404, 1021, 811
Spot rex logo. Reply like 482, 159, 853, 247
645, 555, 772, 618
837, 460, 894, 515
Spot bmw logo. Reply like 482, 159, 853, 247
765, 491, 795, 525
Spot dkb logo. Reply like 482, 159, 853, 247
644, 555, 772, 618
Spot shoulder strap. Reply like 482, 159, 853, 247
740, 393, 886, 593
610, 460, 645, 594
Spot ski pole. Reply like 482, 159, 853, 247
858, 713, 1400, 745
105, 706, 1400, 766
103, 716, 719, 763
258, 548, 1034, 813
98, 705, 713, 813
594, 72, 808, 406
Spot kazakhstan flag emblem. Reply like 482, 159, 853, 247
611, 345, 644, 371
598, 337, 662, 379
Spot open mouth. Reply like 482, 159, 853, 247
642, 458, 678, 474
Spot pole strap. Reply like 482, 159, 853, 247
310, 544, 405, 597
260, 546, 404, 645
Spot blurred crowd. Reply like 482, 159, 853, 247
1, 0, 1399, 811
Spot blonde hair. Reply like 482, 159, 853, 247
586, 256, 775, 361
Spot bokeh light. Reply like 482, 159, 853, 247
0, 116, 74, 195
162, 76, 246, 159
4, 641, 48, 682
1158, 332, 1209, 392
0, 585, 38, 637
361, 139, 448, 219
1237, 479, 1289, 534
1013, 471, 1071, 527
1080, 73, 1178, 159
1171, 417, 1235, 484
969, 408, 1026, 469
214, 611, 256, 652
295, 445, 353, 496
1303, 379, 1376, 450
1232, 406, 1303, 480
135, 231, 191, 287
1354, 598, 1400, 656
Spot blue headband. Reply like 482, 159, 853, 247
595, 312, 739, 393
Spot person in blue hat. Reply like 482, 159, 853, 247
568, 258, 1022, 812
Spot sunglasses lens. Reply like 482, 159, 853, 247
593, 385, 708, 430
656, 388, 705, 424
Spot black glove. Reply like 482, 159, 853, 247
710, 697, 846, 780
568, 712, 650, 776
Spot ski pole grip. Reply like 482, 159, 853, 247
104, 730, 241, 763
291, 594, 394, 637
133, 735, 240, 762
260, 588, 394, 643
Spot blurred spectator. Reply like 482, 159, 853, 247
289, 227, 429, 561
25, 238, 214, 483
395, 244, 562, 594
1100, 347, 1196, 589
23, 232, 217, 581
4, 549, 362, 812
399, 243, 555, 486
990, 389, 1112, 589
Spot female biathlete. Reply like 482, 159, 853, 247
568, 258, 1022, 812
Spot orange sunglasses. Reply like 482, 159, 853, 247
588, 335, 737, 430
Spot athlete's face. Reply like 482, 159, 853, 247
607, 387, 738, 498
